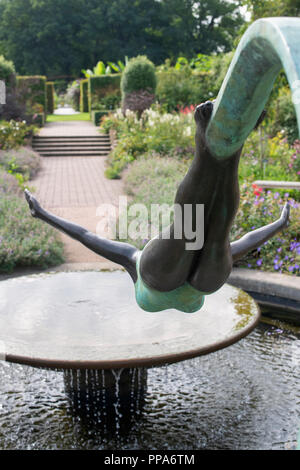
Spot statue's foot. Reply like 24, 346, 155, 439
280, 202, 290, 228
24, 189, 41, 218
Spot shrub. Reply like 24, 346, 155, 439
46, 82, 55, 114
268, 86, 298, 144
102, 107, 195, 178
240, 129, 300, 187
16, 76, 47, 114
89, 75, 121, 112
121, 56, 156, 115
156, 69, 213, 112
80, 79, 89, 112
0, 146, 41, 179
121, 56, 156, 95
119, 155, 188, 248
0, 120, 36, 150
0, 56, 26, 121
0, 55, 16, 87
91, 110, 109, 126
231, 182, 300, 275
0, 194, 64, 272
0, 168, 21, 195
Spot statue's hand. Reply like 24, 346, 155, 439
24, 189, 41, 218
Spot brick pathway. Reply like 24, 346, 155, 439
31, 121, 124, 264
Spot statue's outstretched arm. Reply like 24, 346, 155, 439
24, 190, 138, 281
230, 203, 290, 262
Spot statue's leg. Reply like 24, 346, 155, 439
188, 152, 240, 293
139, 144, 232, 292
25, 190, 138, 281
231, 202, 290, 262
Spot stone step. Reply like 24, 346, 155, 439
33, 147, 110, 153
33, 144, 111, 149
38, 151, 109, 157
33, 134, 112, 157
33, 135, 110, 140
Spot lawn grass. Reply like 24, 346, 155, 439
47, 113, 91, 122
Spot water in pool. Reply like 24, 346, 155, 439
0, 320, 299, 450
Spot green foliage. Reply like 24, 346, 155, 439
0, 0, 245, 76
65, 80, 80, 111
0, 194, 64, 272
0, 146, 64, 272
82, 58, 127, 77
231, 182, 300, 275
121, 56, 157, 95
0, 120, 36, 150
91, 110, 109, 126
102, 107, 195, 178
243, 0, 300, 20
155, 52, 233, 112
89, 75, 121, 111
241, 130, 300, 189
0, 167, 21, 195
119, 155, 187, 248
46, 81, 55, 114
79, 79, 89, 113
0, 147, 41, 179
156, 70, 212, 112
267, 86, 298, 144
0, 55, 15, 87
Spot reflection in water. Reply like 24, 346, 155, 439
231, 290, 258, 332
0, 321, 299, 450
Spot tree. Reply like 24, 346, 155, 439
0, 0, 246, 76
242, 0, 300, 20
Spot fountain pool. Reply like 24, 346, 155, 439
0, 271, 298, 449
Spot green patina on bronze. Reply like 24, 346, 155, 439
206, 17, 300, 159
135, 252, 205, 313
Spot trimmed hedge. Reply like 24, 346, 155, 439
16, 75, 47, 113
46, 81, 55, 114
80, 79, 89, 112
88, 74, 121, 112
91, 110, 109, 126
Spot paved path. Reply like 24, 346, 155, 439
31, 121, 123, 265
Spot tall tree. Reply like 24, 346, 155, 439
0, 0, 245, 76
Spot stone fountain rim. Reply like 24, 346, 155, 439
0, 267, 261, 371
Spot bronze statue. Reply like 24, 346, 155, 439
25, 17, 300, 313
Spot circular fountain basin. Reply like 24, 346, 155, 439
0, 271, 260, 370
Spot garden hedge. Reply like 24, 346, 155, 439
88, 74, 121, 112
91, 110, 109, 126
80, 79, 89, 112
16, 75, 47, 113
46, 81, 55, 114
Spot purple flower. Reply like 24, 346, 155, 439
257, 259, 263, 266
